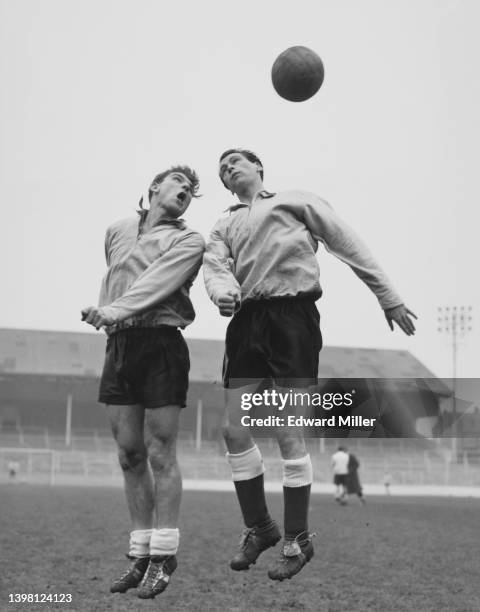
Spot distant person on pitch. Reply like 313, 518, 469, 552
345, 451, 366, 504
383, 470, 392, 495
203, 148, 417, 581
331, 446, 350, 504
81, 166, 205, 600
7, 460, 20, 483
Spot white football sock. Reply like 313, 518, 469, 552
150, 528, 180, 556
282, 454, 313, 488
129, 529, 152, 558
226, 445, 265, 482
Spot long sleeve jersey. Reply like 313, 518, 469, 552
98, 215, 205, 334
203, 190, 402, 309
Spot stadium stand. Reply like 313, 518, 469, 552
1, 328, 479, 487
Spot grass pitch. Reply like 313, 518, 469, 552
2, 485, 480, 612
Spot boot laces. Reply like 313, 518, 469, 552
238, 527, 256, 548
117, 557, 142, 582
141, 559, 168, 588
282, 531, 316, 558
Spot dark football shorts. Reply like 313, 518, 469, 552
334, 474, 348, 486
223, 295, 322, 389
98, 327, 189, 408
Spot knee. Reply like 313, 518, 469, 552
221, 423, 236, 442
222, 424, 253, 454
147, 437, 176, 473
222, 424, 249, 445
276, 431, 306, 459
117, 444, 147, 472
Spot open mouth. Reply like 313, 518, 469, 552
177, 192, 187, 203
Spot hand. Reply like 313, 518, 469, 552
81, 306, 115, 330
217, 291, 240, 317
384, 304, 417, 336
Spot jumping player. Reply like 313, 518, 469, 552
203, 148, 416, 581
81, 166, 204, 599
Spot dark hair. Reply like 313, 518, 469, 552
218, 148, 264, 188
138, 165, 201, 209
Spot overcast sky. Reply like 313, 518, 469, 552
1, 0, 478, 378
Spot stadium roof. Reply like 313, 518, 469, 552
0, 328, 447, 392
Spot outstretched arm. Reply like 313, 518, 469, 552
298, 195, 417, 335
82, 233, 205, 329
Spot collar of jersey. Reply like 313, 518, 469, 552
225, 190, 276, 213
137, 209, 186, 230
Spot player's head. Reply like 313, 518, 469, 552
338, 445, 347, 452
148, 165, 200, 203
218, 149, 264, 192
139, 165, 200, 219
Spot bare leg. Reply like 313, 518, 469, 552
222, 386, 257, 454
273, 384, 309, 460
107, 404, 154, 530
144, 405, 182, 528
275, 427, 306, 460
